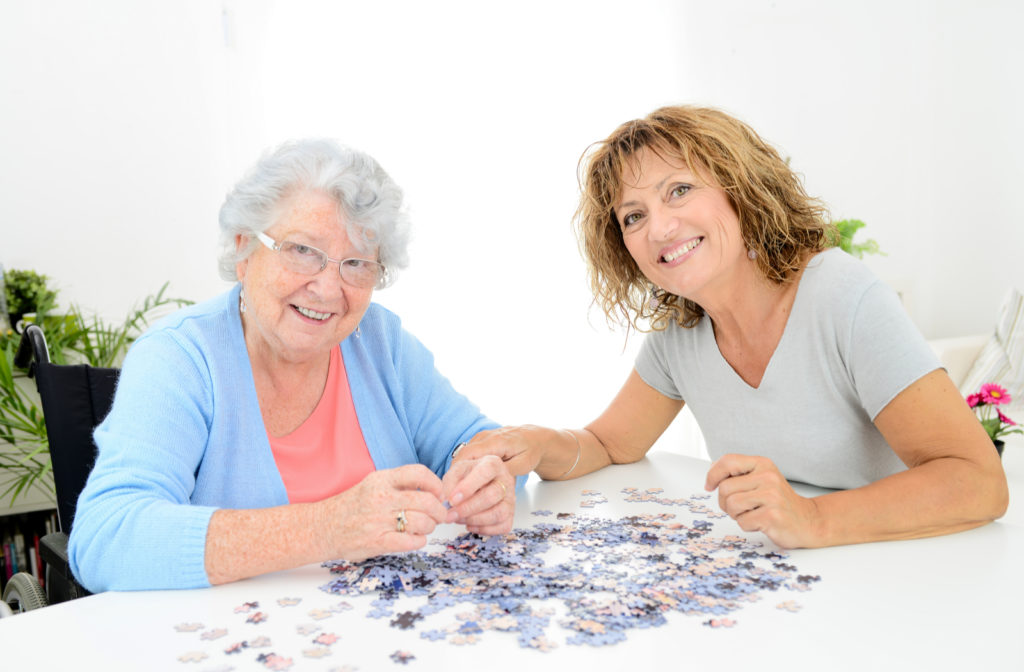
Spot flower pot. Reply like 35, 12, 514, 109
994, 440, 1004, 458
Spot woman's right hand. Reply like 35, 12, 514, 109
452, 424, 548, 476
321, 464, 448, 562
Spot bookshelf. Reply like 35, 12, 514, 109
1, 508, 56, 595
1, 476, 57, 594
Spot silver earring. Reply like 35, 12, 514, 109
239, 288, 247, 313
747, 249, 757, 260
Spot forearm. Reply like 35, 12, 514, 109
205, 502, 329, 585
810, 456, 1008, 546
535, 426, 613, 480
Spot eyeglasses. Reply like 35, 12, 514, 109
254, 232, 387, 289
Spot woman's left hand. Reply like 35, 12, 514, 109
704, 454, 822, 548
440, 454, 515, 536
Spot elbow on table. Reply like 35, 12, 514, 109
984, 469, 1010, 522
608, 448, 646, 465
67, 525, 110, 594
962, 456, 1010, 524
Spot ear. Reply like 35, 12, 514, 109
235, 233, 249, 282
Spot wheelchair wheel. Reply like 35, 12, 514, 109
3, 572, 48, 613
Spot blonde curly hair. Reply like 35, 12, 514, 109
575, 105, 833, 331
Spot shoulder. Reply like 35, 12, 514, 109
127, 287, 241, 369
801, 248, 879, 294
798, 248, 897, 319
141, 287, 237, 340
358, 301, 403, 335
346, 302, 435, 370
351, 302, 411, 354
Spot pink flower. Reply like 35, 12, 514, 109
980, 383, 1011, 406
998, 409, 1017, 427
966, 393, 982, 408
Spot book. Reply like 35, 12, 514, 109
34, 533, 43, 588
28, 546, 38, 580
13, 527, 27, 573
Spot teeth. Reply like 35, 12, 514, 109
296, 305, 331, 320
663, 238, 702, 262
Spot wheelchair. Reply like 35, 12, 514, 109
1, 324, 117, 614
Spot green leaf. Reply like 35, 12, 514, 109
0, 281, 193, 505
831, 219, 886, 259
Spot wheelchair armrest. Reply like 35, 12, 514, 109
39, 531, 69, 568
39, 532, 91, 602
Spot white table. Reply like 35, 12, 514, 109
2, 446, 1022, 671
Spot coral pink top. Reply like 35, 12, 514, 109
269, 346, 376, 503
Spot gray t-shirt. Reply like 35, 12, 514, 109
635, 248, 941, 489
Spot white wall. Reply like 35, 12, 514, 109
2, 0, 1022, 458
671, 0, 1024, 339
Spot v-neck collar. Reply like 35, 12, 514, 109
705, 253, 817, 391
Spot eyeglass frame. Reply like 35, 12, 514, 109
253, 231, 389, 288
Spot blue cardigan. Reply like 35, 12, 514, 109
69, 284, 501, 592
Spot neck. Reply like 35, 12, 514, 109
700, 262, 802, 349
241, 314, 332, 392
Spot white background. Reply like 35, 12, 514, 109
2, 0, 1022, 456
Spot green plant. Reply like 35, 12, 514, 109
830, 219, 885, 259
0, 340, 48, 503
4, 268, 58, 321
0, 282, 192, 504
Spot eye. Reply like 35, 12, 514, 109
621, 212, 643, 228
289, 243, 320, 257
670, 184, 691, 198
342, 258, 368, 270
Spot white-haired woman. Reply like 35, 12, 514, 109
70, 139, 515, 592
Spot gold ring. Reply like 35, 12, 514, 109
496, 480, 508, 500
396, 510, 407, 533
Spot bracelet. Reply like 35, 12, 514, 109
452, 442, 468, 458
558, 430, 582, 479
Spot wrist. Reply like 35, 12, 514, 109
804, 496, 830, 547
557, 430, 582, 479
536, 427, 581, 480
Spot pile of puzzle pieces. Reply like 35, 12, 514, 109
321, 489, 820, 651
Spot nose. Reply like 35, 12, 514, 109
647, 202, 679, 241
304, 263, 348, 298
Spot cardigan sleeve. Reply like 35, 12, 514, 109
390, 319, 529, 491
349, 306, 526, 489
68, 331, 218, 592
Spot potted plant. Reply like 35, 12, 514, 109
831, 219, 885, 259
966, 383, 1021, 457
3, 268, 58, 329
0, 282, 192, 504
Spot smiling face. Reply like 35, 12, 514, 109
235, 190, 375, 366
615, 148, 750, 305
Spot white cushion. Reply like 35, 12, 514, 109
930, 334, 988, 387
961, 287, 1024, 409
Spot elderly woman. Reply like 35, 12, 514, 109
70, 139, 515, 592
458, 105, 1008, 548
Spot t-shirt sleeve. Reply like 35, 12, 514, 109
635, 329, 684, 401
847, 280, 942, 419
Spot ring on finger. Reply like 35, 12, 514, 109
495, 480, 508, 500
396, 509, 407, 533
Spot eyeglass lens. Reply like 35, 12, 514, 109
278, 241, 382, 287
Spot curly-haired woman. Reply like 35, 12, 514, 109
457, 106, 1007, 548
